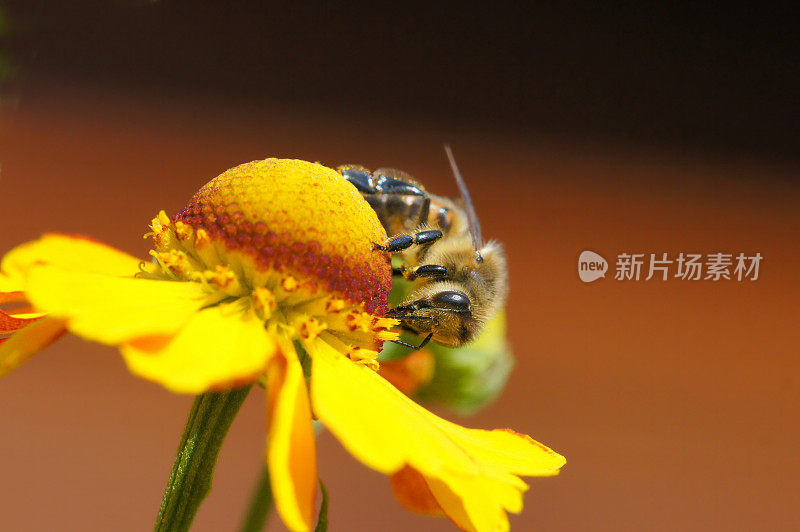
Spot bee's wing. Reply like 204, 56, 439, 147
444, 145, 483, 255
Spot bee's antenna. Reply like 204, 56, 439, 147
444, 145, 483, 263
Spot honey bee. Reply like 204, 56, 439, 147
337, 147, 508, 348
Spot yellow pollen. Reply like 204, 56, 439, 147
146, 211, 177, 250
150, 249, 193, 278
281, 275, 299, 292
190, 228, 219, 268
253, 287, 276, 318
194, 228, 211, 248
373, 317, 399, 330
346, 347, 380, 370
347, 311, 376, 333
148, 210, 170, 235
376, 330, 400, 342
208, 265, 238, 291
325, 299, 347, 313
174, 221, 193, 241
296, 316, 327, 341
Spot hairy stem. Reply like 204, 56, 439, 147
155, 385, 253, 532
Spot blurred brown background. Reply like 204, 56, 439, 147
0, 3, 798, 531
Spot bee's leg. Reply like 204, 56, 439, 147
374, 229, 443, 253
373, 176, 427, 197
338, 167, 377, 193
389, 291, 471, 315
339, 166, 428, 197
391, 332, 434, 350
394, 264, 447, 281
418, 332, 434, 349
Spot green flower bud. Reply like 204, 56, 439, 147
380, 263, 514, 414
414, 312, 514, 415
379, 311, 514, 416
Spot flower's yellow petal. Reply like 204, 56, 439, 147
0, 318, 66, 377
265, 335, 317, 532
309, 340, 464, 474
120, 303, 276, 394
309, 340, 565, 532
1, 234, 141, 282
427, 421, 566, 477
425, 470, 524, 532
25, 265, 210, 344
0, 276, 23, 292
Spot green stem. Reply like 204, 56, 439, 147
238, 465, 274, 532
155, 385, 253, 532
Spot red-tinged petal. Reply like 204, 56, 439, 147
390, 465, 444, 516
0, 318, 67, 377
265, 334, 317, 532
378, 349, 435, 395
0, 309, 45, 333
0, 291, 27, 304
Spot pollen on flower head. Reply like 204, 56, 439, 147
253, 287, 276, 318
141, 158, 398, 355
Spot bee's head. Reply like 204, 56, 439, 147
387, 283, 479, 348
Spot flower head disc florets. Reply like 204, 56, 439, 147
0, 158, 565, 532
171, 159, 391, 314
143, 159, 397, 367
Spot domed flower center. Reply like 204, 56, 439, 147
140, 158, 398, 363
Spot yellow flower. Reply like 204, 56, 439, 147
0, 159, 565, 532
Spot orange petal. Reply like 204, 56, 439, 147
377, 349, 435, 395
0, 318, 67, 377
0, 309, 45, 333
0, 292, 27, 304
390, 465, 444, 516
265, 334, 317, 532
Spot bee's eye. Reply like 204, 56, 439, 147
429, 290, 471, 312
